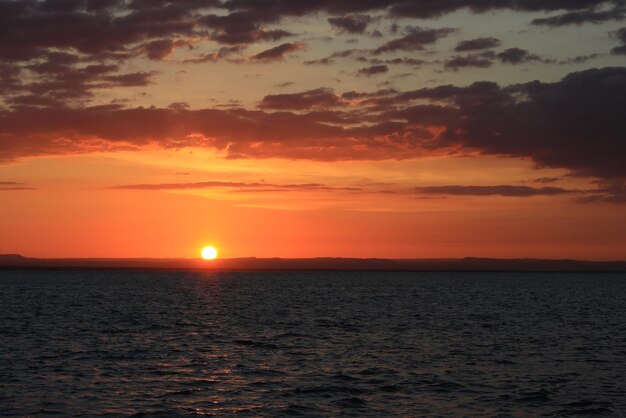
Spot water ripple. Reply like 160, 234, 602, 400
1, 270, 625, 416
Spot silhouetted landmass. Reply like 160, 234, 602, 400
1, 254, 625, 272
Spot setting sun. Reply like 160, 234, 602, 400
201, 246, 218, 260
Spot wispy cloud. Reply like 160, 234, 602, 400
112, 181, 361, 192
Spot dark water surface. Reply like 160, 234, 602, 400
1, 271, 625, 416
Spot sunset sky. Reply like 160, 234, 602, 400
1, 0, 625, 260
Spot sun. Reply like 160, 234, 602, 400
201, 246, 218, 260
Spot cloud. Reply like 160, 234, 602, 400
259, 88, 343, 110
274, 81, 295, 88
445, 54, 494, 70
388, 0, 623, 18
0, 0, 621, 69
376, 57, 426, 66
497, 48, 542, 64
531, 7, 625, 27
250, 42, 305, 62
1, 54, 157, 107
374, 27, 456, 54
581, 179, 626, 203
612, 27, 626, 55
200, 12, 293, 44
102, 72, 155, 87
403, 67, 626, 180
454, 37, 501, 52
328, 15, 373, 34
341, 89, 398, 100
0, 105, 362, 162
0, 181, 35, 191
443, 47, 545, 69
304, 58, 334, 65
357, 64, 389, 76
414, 185, 574, 197
559, 54, 601, 64
611, 45, 626, 55
303, 49, 366, 65
0, 0, 206, 61
112, 180, 361, 192
0, 67, 625, 200
141, 38, 193, 60
183, 45, 246, 63
533, 177, 562, 184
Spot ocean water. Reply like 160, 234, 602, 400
1, 271, 625, 417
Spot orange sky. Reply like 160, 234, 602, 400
1, 151, 624, 260
1, 1, 625, 260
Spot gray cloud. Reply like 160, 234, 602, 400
328, 15, 373, 34
250, 42, 305, 61
415, 185, 574, 197
374, 27, 456, 54
454, 37, 501, 52
357, 64, 389, 76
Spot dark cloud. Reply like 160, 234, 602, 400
582, 179, 626, 203
220, 0, 622, 19
184, 45, 246, 63
0, 67, 625, 202
339, 89, 400, 109
368, 56, 427, 68
1, 54, 157, 107
0, 0, 210, 61
559, 54, 601, 64
531, 7, 625, 27
443, 48, 544, 70
612, 45, 626, 54
304, 58, 334, 65
612, 27, 626, 55
251, 42, 305, 61
0, 63, 23, 96
533, 177, 561, 184
415, 185, 574, 197
378, 57, 426, 66
341, 89, 398, 100
330, 49, 360, 59
388, 0, 623, 18
0, 0, 622, 69
259, 88, 343, 110
142, 38, 192, 60
497, 48, 542, 64
304, 49, 369, 65
328, 15, 372, 34
405, 67, 626, 180
199, 12, 293, 44
374, 27, 456, 54
0, 105, 358, 162
357, 65, 389, 76
454, 37, 501, 52
445, 54, 494, 70
103, 72, 155, 87
168, 102, 190, 110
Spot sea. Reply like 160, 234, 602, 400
1, 270, 625, 417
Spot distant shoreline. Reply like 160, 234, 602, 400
2, 254, 625, 272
